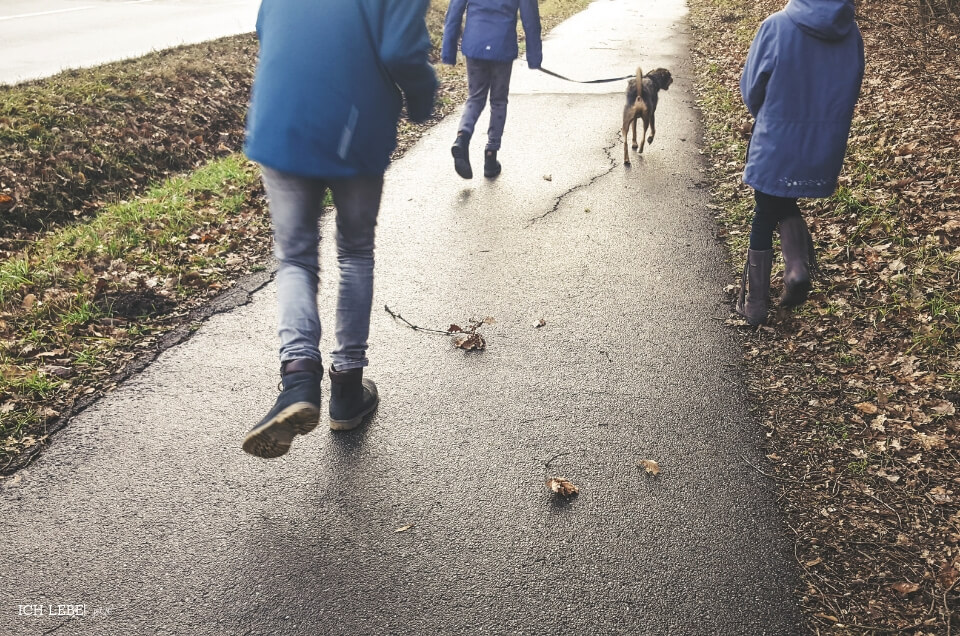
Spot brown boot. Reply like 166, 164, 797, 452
736, 249, 774, 326
779, 215, 817, 307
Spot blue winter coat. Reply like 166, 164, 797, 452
244, 0, 437, 178
740, 0, 865, 198
441, 0, 542, 69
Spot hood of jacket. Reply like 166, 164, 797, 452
785, 0, 856, 40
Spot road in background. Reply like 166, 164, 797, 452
0, 0, 259, 85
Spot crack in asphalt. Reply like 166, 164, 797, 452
525, 138, 620, 228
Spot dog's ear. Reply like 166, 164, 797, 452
654, 68, 673, 90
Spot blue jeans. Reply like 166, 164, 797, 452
260, 166, 382, 371
458, 58, 513, 151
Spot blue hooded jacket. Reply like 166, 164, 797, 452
740, 0, 865, 198
441, 0, 542, 69
244, 0, 437, 178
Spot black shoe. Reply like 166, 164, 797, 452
451, 133, 472, 179
483, 150, 501, 178
242, 359, 322, 458
328, 366, 379, 431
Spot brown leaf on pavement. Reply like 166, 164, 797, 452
546, 476, 579, 497
639, 459, 661, 476
535, 318, 547, 328
454, 332, 486, 351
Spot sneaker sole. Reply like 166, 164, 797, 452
242, 402, 320, 458
329, 394, 380, 431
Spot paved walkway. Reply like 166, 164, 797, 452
0, 1, 801, 633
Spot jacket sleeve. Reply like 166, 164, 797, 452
740, 20, 775, 117
519, 0, 542, 69
381, 0, 438, 123
441, 0, 467, 66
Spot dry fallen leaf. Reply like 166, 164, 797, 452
21, 294, 36, 310
890, 582, 920, 596
854, 402, 879, 415
535, 318, 546, 328
454, 332, 486, 351
938, 563, 960, 590
395, 524, 415, 533
447, 324, 463, 333
639, 459, 661, 476
546, 476, 579, 497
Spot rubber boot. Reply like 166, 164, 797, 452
242, 359, 322, 458
483, 149, 501, 178
451, 132, 472, 179
328, 367, 379, 431
779, 215, 816, 307
736, 249, 774, 326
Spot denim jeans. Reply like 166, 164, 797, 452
260, 166, 382, 371
458, 58, 514, 151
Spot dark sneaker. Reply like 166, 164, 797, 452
483, 150, 501, 178
328, 366, 379, 431
242, 360, 322, 458
451, 133, 472, 179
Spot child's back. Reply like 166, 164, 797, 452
741, 0, 865, 199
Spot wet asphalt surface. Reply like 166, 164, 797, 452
0, 0, 803, 633
0, 0, 259, 86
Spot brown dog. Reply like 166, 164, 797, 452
622, 67, 673, 164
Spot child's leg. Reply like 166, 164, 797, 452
458, 58, 493, 138
485, 61, 514, 151
750, 190, 798, 250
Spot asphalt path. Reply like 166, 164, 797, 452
0, 0, 803, 633
0, 0, 259, 85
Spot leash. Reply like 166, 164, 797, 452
538, 67, 634, 84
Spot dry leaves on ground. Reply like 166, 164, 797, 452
546, 477, 579, 498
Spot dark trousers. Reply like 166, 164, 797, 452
750, 190, 802, 250
457, 58, 513, 151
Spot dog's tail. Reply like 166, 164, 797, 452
633, 66, 648, 116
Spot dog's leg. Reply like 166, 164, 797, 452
622, 110, 632, 165
639, 115, 648, 153
631, 116, 638, 150
648, 111, 656, 145
622, 122, 631, 165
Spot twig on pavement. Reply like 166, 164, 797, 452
384, 305, 452, 335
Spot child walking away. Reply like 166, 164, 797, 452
736, 0, 864, 326
441, 0, 542, 179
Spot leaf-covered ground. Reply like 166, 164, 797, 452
689, 0, 960, 631
0, 0, 588, 472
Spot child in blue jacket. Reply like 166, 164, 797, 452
736, 0, 864, 326
241, 0, 436, 457
442, 0, 542, 179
